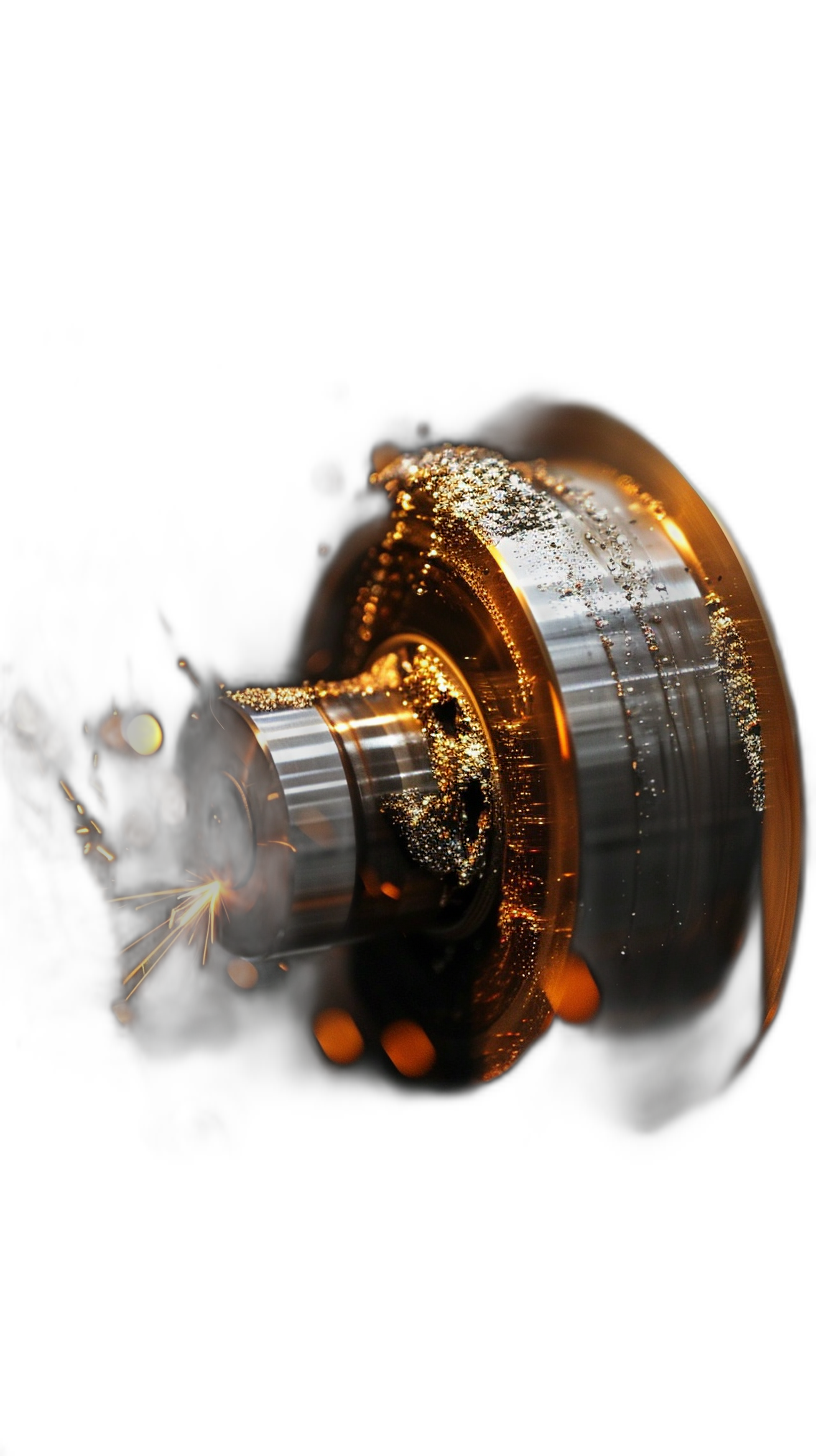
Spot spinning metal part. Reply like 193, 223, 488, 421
181, 405, 802, 1082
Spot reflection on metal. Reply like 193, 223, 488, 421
177, 406, 801, 1084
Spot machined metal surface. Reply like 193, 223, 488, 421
183, 698, 361, 956
182, 675, 473, 960
495, 469, 760, 1015
489, 403, 802, 1040
178, 408, 801, 1083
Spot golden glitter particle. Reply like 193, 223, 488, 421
706, 593, 764, 811
227, 684, 315, 713
380, 645, 495, 888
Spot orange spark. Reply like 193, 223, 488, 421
112, 876, 227, 999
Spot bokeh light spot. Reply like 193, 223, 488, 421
112, 1007, 137, 1030
381, 1020, 436, 1077
313, 1008, 364, 1065
547, 955, 600, 1025
227, 958, 259, 990
121, 710, 163, 757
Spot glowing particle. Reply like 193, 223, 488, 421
124, 713, 163, 756
381, 1020, 436, 1077
313, 1008, 365, 1065
59, 780, 75, 802
380, 881, 401, 900
95, 845, 116, 863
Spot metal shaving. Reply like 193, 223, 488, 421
369, 447, 765, 815
706, 594, 765, 811
226, 646, 494, 888
380, 644, 494, 888
226, 684, 316, 713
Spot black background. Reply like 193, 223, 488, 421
4, 202, 810, 1228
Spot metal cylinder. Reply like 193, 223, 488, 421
180, 672, 476, 960
178, 408, 801, 1083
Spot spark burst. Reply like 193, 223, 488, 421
113, 876, 228, 999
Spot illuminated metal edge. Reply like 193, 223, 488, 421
495, 466, 760, 1020
513, 404, 803, 1042
308, 505, 581, 1081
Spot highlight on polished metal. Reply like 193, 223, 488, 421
172, 404, 802, 1084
